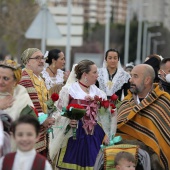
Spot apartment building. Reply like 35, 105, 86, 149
48, 0, 127, 24
130, 0, 170, 31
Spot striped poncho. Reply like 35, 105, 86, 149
117, 83, 170, 169
19, 69, 48, 153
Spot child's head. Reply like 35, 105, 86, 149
114, 151, 136, 170
11, 115, 40, 152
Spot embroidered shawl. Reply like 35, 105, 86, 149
41, 68, 64, 90
19, 69, 47, 153
19, 69, 43, 113
117, 83, 170, 169
98, 68, 130, 96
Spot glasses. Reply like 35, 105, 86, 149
29, 56, 45, 62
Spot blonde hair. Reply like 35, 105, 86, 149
0, 60, 22, 84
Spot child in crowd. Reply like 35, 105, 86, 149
114, 151, 136, 170
0, 115, 52, 170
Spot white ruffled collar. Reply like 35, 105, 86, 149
68, 82, 106, 100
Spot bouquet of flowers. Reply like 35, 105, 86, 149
38, 93, 59, 138
109, 93, 121, 114
93, 94, 122, 149
61, 104, 86, 140
94, 94, 121, 115
20, 93, 59, 139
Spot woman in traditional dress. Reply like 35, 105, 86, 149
41, 49, 70, 95
97, 49, 130, 100
0, 59, 34, 151
50, 60, 117, 170
0, 60, 34, 120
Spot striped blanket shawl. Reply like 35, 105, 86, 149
117, 83, 170, 169
19, 69, 47, 153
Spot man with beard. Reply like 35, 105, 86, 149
19, 48, 55, 158
116, 64, 170, 170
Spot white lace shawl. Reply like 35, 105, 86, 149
49, 82, 117, 160
98, 67, 130, 96
41, 68, 64, 90
0, 85, 34, 152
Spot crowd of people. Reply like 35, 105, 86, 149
0, 48, 169, 170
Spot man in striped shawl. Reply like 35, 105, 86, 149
19, 48, 55, 158
117, 64, 170, 170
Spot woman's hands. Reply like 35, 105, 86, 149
0, 96, 14, 110
69, 119, 77, 128
42, 117, 55, 129
103, 135, 109, 145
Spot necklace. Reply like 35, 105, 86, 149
107, 68, 117, 81
48, 67, 56, 76
79, 81, 89, 88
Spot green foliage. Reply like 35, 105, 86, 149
0, 0, 40, 60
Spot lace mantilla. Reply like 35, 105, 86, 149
41, 69, 64, 90
98, 67, 130, 96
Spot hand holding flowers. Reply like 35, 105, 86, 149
20, 93, 59, 139
94, 93, 122, 149
37, 93, 59, 138
61, 103, 86, 140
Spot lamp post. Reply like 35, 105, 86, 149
136, 0, 143, 65
65, 0, 72, 71
104, 0, 111, 53
147, 32, 161, 56
153, 40, 165, 54
124, 1, 131, 65
142, 22, 160, 62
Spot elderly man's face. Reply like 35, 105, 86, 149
129, 66, 145, 94
27, 51, 45, 75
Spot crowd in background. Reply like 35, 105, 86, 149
0, 48, 169, 170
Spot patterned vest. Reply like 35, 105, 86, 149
2, 152, 46, 170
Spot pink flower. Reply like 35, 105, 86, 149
94, 95, 102, 102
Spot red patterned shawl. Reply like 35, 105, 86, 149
19, 69, 47, 153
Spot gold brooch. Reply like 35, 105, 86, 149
107, 81, 113, 89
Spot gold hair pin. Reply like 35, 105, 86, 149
0, 60, 21, 69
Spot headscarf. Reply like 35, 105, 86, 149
21, 48, 40, 65
0, 60, 22, 84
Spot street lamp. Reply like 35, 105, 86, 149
147, 32, 161, 56
142, 22, 160, 61
136, 1, 148, 65
153, 40, 165, 54
104, 0, 111, 53
124, 1, 131, 65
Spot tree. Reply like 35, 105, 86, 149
0, 0, 40, 62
